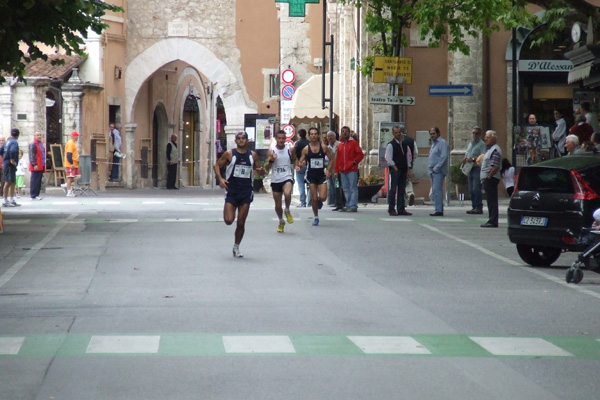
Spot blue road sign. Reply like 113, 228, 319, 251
429, 85, 473, 97
281, 85, 295, 100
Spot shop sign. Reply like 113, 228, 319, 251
518, 60, 573, 72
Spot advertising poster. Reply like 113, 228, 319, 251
378, 122, 403, 168
255, 119, 273, 150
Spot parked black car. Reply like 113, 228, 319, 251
508, 155, 600, 267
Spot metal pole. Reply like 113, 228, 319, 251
329, 34, 334, 128
512, 0, 518, 166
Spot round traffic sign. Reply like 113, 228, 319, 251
281, 85, 295, 100
283, 124, 295, 139
281, 69, 295, 84
285, 139, 295, 147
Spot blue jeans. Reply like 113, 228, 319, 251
340, 171, 358, 210
468, 166, 483, 210
295, 166, 307, 206
430, 171, 445, 213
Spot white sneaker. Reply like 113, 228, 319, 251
66, 190, 75, 197
232, 247, 243, 258
33, 196, 43, 201
61, 183, 67, 194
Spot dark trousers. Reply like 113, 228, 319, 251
30, 171, 43, 198
483, 177, 499, 225
334, 175, 345, 208
110, 153, 120, 180
387, 168, 407, 212
166, 163, 177, 188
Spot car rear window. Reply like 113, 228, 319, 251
517, 167, 573, 193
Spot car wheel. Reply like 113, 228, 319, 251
516, 244, 562, 267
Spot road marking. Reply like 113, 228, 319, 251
3, 219, 30, 225
97, 201, 120, 205
3, 333, 598, 358
52, 201, 78, 205
223, 335, 296, 354
107, 219, 138, 223
381, 218, 412, 222
0, 214, 77, 288
438, 218, 464, 222
0, 337, 25, 355
325, 218, 355, 221
470, 337, 572, 357
142, 201, 165, 205
348, 336, 431, 354
421, 223, 600, 301
86, 336, 161, 354
164, 218, 193, 222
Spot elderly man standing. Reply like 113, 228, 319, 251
28, 131, 46, 200
334, 126, 364, 212
462, 126, 486, 214
385, 125, 412, 216
428, 127, 448, 216
480, 130, 502, 228
109, 123, 122, 182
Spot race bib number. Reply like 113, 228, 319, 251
233, 164, 252, 178
275, 165, 290, 175
310, 158, 324, 169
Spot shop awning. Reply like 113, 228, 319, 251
290, 73, 339, 123
568, 61, 594, 84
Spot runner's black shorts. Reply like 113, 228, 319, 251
225, 187, 254, 207
270, 179, 294, 193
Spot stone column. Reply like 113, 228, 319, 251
62, 68, 84, 154
124, 123, 137, 189
0, 86, 13, 139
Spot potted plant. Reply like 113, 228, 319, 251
358, 174, 385, 202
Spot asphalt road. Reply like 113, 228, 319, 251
1, 187, 600, 399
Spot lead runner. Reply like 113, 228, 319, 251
214, 131, 266, 258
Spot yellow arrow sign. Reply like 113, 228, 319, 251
373, 57, 413, 84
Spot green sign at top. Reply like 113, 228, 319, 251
276, 0, 320, 17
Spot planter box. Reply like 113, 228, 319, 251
358, 184, 383, 202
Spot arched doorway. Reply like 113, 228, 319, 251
182, 93, 201, 186
152, 103, 169, 187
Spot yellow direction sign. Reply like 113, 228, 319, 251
373, 57, 412, 84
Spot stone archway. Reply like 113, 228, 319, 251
125, 38, 255, 130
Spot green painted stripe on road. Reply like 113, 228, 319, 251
3, 334, 600, 359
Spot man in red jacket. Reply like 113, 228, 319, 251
28, 131, 46, 200
334, 126, 364, 212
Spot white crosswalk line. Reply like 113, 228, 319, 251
164, 218, 193, 222
86, 335, 160, 354
222, 335, 296, 353
470, 337, 572, 357
108, 219, 138, 223
0, 337, 25, 355
348, 336, 431, 354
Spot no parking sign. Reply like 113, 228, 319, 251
281, 85, 295, 100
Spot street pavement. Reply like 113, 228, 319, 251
1, 187, 600, 399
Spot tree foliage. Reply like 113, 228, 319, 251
340, 0, 599, 75
0, 0, 122, 82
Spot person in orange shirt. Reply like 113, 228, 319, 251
64, 131, 80, 197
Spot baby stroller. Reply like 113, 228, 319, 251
566, 228, 600, 284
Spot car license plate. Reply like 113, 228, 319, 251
521, 216, 548, 226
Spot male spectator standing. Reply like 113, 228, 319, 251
213, 131, 265, 258
403, 130, 417, 207
325, 131, 340, 207
28, 131, 46, 200
334, 126, 364, 212
462, 127, 486, 214
109, 123, 122, 182
265, 130, 296, 233
428, 127, 448, 216
0, 136, 5, 194
64, 131, 80, 197
480, 130, 502, 228
2, 129, 20, 207
551, 110, 567, 158
166, 134, 179, 189
294, 128, 309, 207
384, 125, 411, 216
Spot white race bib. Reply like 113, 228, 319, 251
233, 164, 252, 178
310, 158, 324, 169
275, 165, 290, 175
